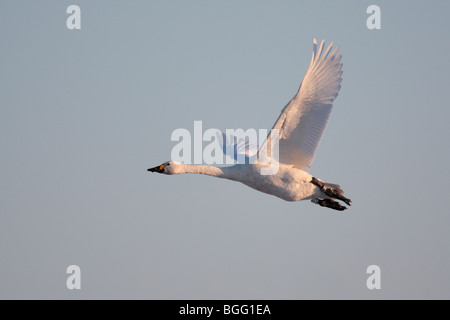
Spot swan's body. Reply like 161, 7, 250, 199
148, 39, 351, 211
159, 163, 317, 201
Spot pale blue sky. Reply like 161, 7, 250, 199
1, 1, 449, 299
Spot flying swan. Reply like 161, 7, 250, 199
148, 39, 351, 211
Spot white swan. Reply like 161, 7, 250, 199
148, 39, 351, 211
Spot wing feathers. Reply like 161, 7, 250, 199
261, 39, 343, 171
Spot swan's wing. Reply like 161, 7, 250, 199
260, 39, 343, 171
217, 131, 258, 163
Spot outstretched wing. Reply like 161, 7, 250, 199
261, 39, 343, 171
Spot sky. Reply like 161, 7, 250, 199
0, 0, 449, 299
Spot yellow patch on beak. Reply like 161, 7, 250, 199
147, 163, 168, 173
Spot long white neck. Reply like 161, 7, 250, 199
177, 164, 243, 181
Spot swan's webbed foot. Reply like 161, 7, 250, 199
323, 187, 352, 206
311, 177, 352, 206
311, 198, 347, 211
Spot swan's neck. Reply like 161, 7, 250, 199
179, 164, 242, 181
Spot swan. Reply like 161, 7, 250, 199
148, 39, 351, 211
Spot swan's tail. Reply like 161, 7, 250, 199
311, 177, 352, 210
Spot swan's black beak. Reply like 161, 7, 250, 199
147, 164, 167, 173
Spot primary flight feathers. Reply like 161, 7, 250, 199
264, 39, 343, 171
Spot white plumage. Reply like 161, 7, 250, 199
264, 38, 342, 171
148, 39, 351, 211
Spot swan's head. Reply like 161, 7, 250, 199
147, 161, 183, 175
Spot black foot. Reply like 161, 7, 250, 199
311, 177, 352, 206
313, 199, 347, 211
323, 187, 352, 206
